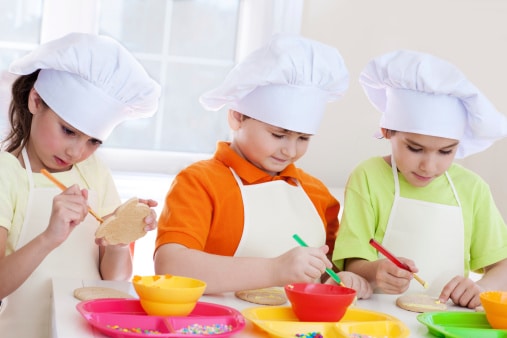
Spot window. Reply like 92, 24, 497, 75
0, 0, 44, 139
0, 0, 303, 174
98, 0, 239, 154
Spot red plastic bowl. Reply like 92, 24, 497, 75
284, 283, 356, 322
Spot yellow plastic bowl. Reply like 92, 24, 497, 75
479, 290, 507, 329
132, 275, 206, 316
139, 298, 197, 316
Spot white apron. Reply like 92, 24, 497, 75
381, 156, 465, 296
231, 169, 325, 258
0, 149, 101, 337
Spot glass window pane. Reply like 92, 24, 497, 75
0, 0, 43, 43
159, 62, 231, 153
0, 0, 42, 140
99, 0, 166, 54
169, 0, 239, 60
99, 0, 240, 153
0, 68, 19, 139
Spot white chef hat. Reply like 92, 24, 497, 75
199, 34, 349, 134
360, 49, 507, 158
9, 32, 161, 141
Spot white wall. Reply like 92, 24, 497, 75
297, 0, 507, 219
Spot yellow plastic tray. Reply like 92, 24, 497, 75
242, 306, 410, 338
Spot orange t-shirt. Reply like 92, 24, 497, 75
155, 142, 339, 256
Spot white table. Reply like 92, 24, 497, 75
51, 278, 468, 338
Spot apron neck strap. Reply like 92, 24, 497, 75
390, 155, 401, 198
21, 148, 35, 189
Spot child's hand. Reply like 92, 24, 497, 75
274, 245, 332, 285
333, 271, 373, 299
374, 257, 415, 294
44, 185, 89, 247
139, 198, 158, 232
438, 276, 483, 308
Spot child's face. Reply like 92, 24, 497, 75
230, 112, 311, 176
27, 90, 102, 172
387, 130, 459, 187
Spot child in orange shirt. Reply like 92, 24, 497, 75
155, 34, 372, 299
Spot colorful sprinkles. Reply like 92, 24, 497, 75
176, 323, 233, 335
106, 325, 162, 334
295, 332, 323, 338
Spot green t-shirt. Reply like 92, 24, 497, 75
332, 157, 507, 275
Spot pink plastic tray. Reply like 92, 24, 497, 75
76, 299, 246, 338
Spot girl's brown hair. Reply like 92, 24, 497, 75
2, 70, 42, 153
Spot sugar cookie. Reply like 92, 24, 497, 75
73, 286, 134, 301
95, 197, 151, 245
235, 287, 287, 305
396, 293, 447, 313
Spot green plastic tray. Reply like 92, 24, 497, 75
417, 311, 507, 338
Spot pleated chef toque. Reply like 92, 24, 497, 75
9, 32, 161, 141
360, 49, 507, 158
199, 33, 349, 135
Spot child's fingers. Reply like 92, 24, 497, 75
62, 184, 82, 195
340, 271, 373, 299
142, 210, 158, 232
375, 259, 412, 293
139, 198, 158, 207
80, 188, 89, 200
95, 237, 109, 246
439, 275, 463, 303
440, 276, 482, 308
383, 259, 413, 279
318, 244, 330, 255
144, 222, 157, 232
53, 192, 88, 217
398, 257, 419, 273
297, 248, 326, 275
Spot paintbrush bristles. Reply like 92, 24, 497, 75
413, 273, 429, 289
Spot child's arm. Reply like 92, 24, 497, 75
0, 229, 57, 298
479, 258, 507, 290
345, 257, 416, 294
98, 198, 158, 281
0, 185, 89, 298
439, 258, 507, 309
98, 244, 132, 281
154, 243, 333, 294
